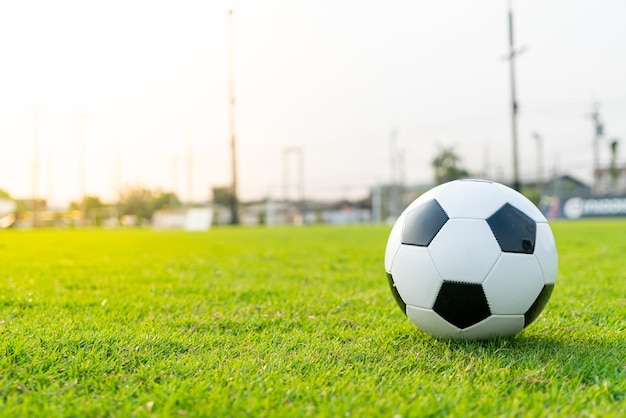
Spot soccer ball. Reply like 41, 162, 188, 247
384, 179, 558, 339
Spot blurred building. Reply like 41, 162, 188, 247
537, 173, 626, 219
594, 166, 626, 196
542, 174, 592, 199
152, 207, 213, 230
0, 198, 16, 228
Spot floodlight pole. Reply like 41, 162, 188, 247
171, 156, 178, 208
532, 132, 544, 194
283, 147, 305, 212
507, 0, 521, 192
114, 146, 122, 221
609, 138, 619, 193
115, 146, 122, 198
228, 9, 240, 224
388, 128, 398, 219
589, 103, 603, 195
187, 128, 193, 205
80, 112, 87, 224
32, 106, 40, 227
47, 150, 53, 208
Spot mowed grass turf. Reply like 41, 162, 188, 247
0, 221, 624, 417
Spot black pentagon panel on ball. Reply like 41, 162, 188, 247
487, 203, 537, 254
433, 281, 491, 329
524, 284, 555, 327
386, 273, 407, 316
402, 199, 449, 247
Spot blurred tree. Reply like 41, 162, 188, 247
118, 186, 154, 223
70, 195, 105, 213
212, 186, 234, 207
609, 139, 619, 181
608, 139, 620, 194
70, 195, 109, 226
118, 186, 180, 224
0, 188, 10, 198
432, 146, 470, 184
151, 191, 180, 211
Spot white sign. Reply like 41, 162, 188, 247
184, 208, 213, 231
563, 197, 626, 219
0, 199, 16, 228
0, 199, 15, 217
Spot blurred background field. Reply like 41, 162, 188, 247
1, 1, 626, 229
0, 221, 624, 416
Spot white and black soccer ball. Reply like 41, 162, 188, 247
384, 179, 558, 339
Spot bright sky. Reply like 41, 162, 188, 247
1, 0, 625, 206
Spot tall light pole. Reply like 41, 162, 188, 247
388, 128, 398, 220
79, 112, 87, 224
187, 128, 193, 205
47, 149, 53, 209
32, 106, 40, 227
114, 146, 122, 198
282, 147, 305, 212
609, 138, 619, 193
589, 103, 603, 195
532, 132, 544, 194
171, 156, 178, 208
506, 0, 523, 192
228, 9, 240, 224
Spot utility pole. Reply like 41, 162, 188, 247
371, 182, 382, 224
47, 149, 53, 209
115, 146, 122, 199
79, 112, 87, 224
609, 138, 619, 193
114, 146, 122, 221
506, 0, 523, 192
532, 132, 544, 191
388, 128, 398, 220
228, 9, 240, 224
589, 103, 603, 195
187, 128, 193, 205
282, 147, 305, 216
32, 106, 40, 227
171, 156, 178, 208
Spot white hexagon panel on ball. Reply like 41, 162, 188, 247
483, 253, 545, 315
428, 219, 501, 284
390, 246, 443, 310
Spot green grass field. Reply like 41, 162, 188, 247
1, 221, 624, 417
